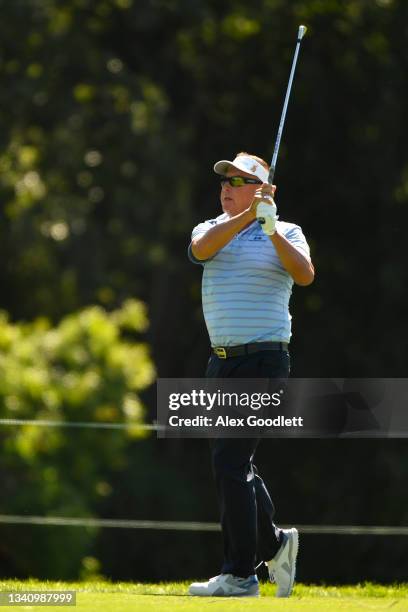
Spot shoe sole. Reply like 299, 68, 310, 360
189, 589, 260, 598
277, 528, 299, 597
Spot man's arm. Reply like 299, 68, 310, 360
191, 209, 254, 261
252, 183, 315, 286
192, 183, 315, 285
192, 184, 279, 261
269, 231, 315, 286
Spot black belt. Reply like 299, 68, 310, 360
212, 342, 289, 359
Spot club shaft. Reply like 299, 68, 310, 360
268, 35, 304, 185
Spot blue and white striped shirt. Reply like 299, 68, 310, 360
189, 213, 310, 347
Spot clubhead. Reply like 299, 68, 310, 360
298, 25, 307, 40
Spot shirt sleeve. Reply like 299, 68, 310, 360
188, 219, 217, 265
281, 223, 311, 259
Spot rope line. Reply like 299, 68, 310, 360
1, 419, 408, 438
0, 418, 161, 431
0, 515, 407, 535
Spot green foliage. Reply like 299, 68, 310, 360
0, 0, 406, 376
0, 300, 155, 579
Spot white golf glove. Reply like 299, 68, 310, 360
256, 198, 279, 235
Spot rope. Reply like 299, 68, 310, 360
0, 418, 161, 431
0, 515, 407, 535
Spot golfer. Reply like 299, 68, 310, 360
188, 152, 314, 598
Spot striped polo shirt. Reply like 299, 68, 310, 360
189, 213, 310, 347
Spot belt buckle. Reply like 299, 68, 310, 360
214, 347, 227, 359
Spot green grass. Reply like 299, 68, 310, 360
0, 580, 407, 611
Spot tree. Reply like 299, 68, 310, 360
0, 300, 154, 578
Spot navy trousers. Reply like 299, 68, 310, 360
206, 349, 290, 578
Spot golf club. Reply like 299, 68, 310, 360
258, 25, 307, 224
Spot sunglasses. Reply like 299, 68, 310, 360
219, 175, 263, 187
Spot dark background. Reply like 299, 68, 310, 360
0, 0, 407, 584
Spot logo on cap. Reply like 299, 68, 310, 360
251, 164, 257, 172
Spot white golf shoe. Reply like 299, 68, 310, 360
266, 527, 299, 597
189, 573, 259, 597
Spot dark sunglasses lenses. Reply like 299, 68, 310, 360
220, 176, 262, 187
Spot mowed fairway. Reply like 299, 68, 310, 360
0, 581, 407, 611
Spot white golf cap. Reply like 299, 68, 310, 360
213, 154, 269, 183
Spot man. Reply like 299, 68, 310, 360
188, 152, 314, 598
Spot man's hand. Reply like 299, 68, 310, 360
248, 183, 277, 215
256, 201, 278, 235
248, 183, 279, 235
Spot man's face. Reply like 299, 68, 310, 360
220, 167, 261, 217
